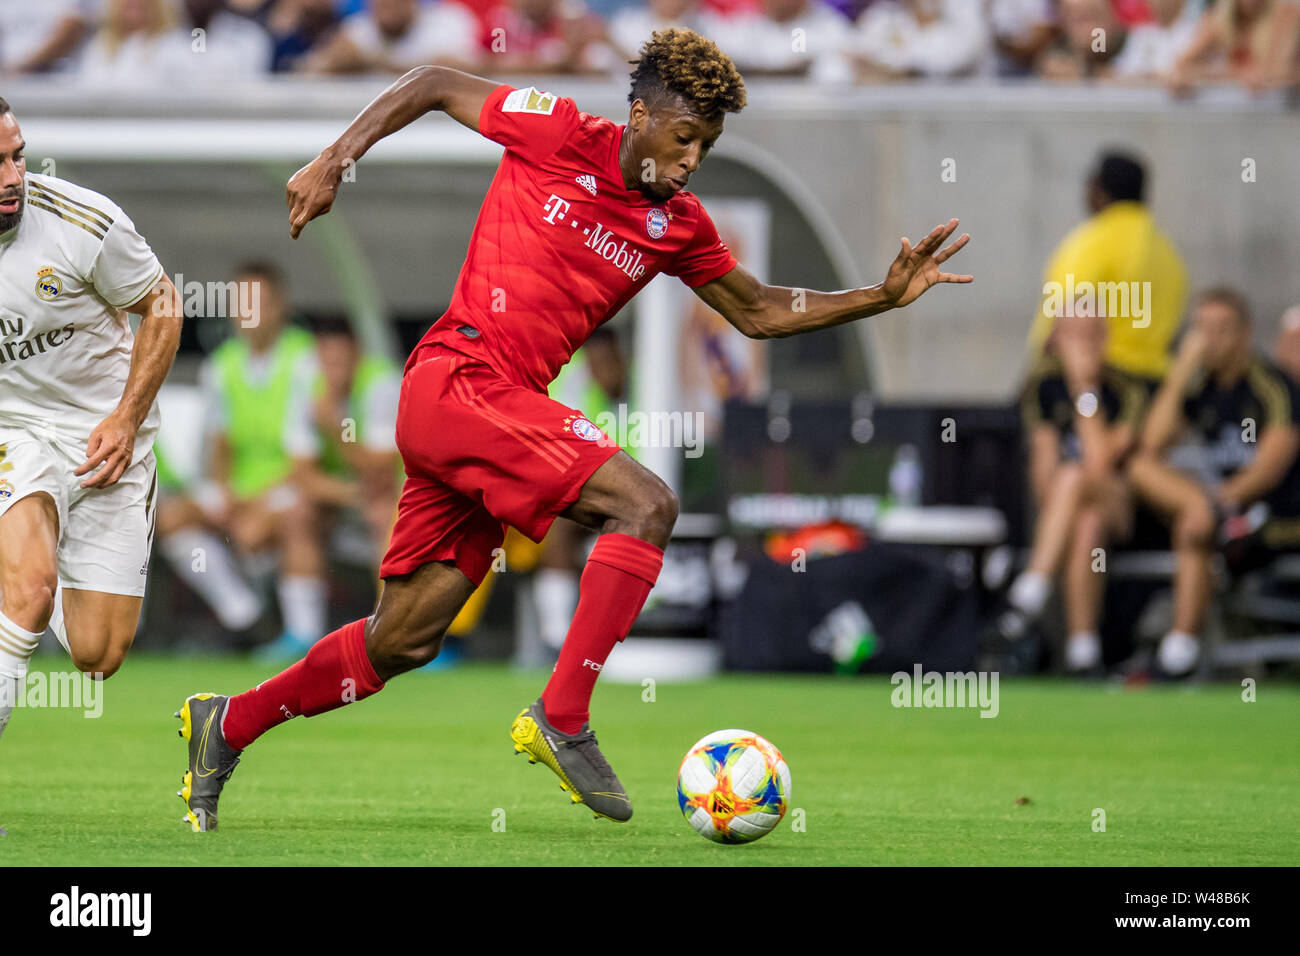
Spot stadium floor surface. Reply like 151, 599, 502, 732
3, 656, 1296, 866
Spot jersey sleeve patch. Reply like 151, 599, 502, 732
501, 87, 557, 115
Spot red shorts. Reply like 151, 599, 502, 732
378, 343, 621, 586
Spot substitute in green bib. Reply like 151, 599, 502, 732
170, 262, 328, 655
297, 318, 402, 573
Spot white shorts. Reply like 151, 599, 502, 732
0, 430, 157, 598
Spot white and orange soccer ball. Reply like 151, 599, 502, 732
676, 729, 792, 844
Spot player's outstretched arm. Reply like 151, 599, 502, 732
287, 66, 501, 238
693, 219, 971, 339
76, 275, 183, 489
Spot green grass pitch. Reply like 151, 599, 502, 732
2, 655, 1297, 865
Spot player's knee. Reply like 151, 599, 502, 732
401, 634, 445, 671
634, 477, 679, 539
70, 646, 128, 680
379, 634, 444, 675
1, 572, 56, 632
364, 617, 446, 676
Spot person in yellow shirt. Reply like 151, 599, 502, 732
1028, 152, 1189, 386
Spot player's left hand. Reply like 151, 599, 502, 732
881, 219, 972, 309
76, 412, 136, 489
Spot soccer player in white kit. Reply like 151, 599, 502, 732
0, 98, 182, 830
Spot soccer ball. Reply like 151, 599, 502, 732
676, 729, 791, 844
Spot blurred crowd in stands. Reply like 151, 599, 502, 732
2, 0, 1298, 93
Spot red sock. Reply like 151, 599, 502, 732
222, 619, 385, 750
541, 533, 663, 734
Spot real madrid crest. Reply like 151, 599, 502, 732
35, 266, 62, 301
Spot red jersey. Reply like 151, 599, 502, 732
412, 83, 738, 392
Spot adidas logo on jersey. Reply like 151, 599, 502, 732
575, 174, 597, 197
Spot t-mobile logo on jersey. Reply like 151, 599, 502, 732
582, 659, 603, 672
541, 194, 648, 282
542, 194, 570, 223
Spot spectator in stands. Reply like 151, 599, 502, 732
158, 0, 274, 80
304, 0, 481, 73
824, 0, 879, 21
0, 0, 94, 75
607, 0, 703, 62
1169, 0, 1300, 92
1273, 305, 1300, 385
477, 0, 611, 74
1130, 287, 1300, 675
853, 0, 990, 80
77, 0, 176, 87
1110, 0, 1203, 81
988, 0, 1059, 76
1027, 152, 1188, 390
703, 0, 855, 83
239, 0, 343, 72
1039, 0, 1128, 79
302, 318, 402, 571
998, 309, 1149, 673
195, 262, 330, 657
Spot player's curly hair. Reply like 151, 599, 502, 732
628, 29, 747, 119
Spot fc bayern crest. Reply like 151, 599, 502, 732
566, 415, 603, 442
645, 208, 669, 239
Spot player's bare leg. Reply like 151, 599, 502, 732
1128, 454, 1215, 674
0, 498, 148, 835
510, 450, 676, 821
0, 494, 59, 747
0, 494, 58, 835
59, 590, 141, 679
362, 562, 478, 677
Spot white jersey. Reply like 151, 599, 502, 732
0, 172, 165, 464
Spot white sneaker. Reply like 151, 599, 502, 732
1157, 631, 1200, 675
1065, 633, 1101, 672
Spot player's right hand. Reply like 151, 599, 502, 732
286, 155, 343, 239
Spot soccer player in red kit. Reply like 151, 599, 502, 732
175, 28, 971, 831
